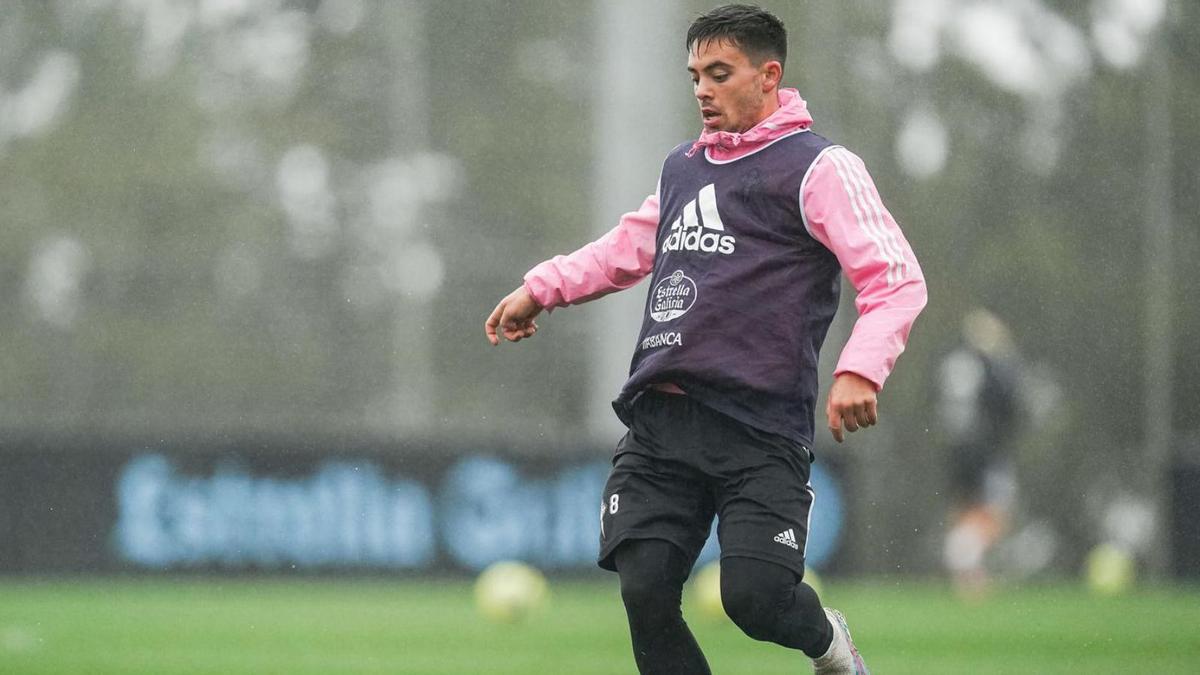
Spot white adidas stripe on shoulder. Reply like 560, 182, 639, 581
825, 147, 906, 286
825, 147, 904, 286
839, 149, 910, 281
823, 148, 896, 286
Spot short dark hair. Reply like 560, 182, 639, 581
686, 5, 787, 68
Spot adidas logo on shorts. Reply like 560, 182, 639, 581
774, 528, 799, 550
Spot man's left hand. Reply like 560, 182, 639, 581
825, 372, 879, 443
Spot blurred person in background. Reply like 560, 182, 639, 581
485, 5, 926, 674
938, 308, 1023, 599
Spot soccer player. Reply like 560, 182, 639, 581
484, 5, 926, 674
939, 309, 1023, 599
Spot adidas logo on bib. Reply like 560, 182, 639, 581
661, 183, 736, 255
774, 528, 799, 550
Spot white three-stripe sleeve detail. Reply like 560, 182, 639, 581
828, 148, 904, 285
826, 148, 899, 287
839, 149, 909, 281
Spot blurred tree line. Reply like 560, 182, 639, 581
0, 0, 596, 439
0, 0, 1195, 573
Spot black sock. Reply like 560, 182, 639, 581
615, 539, 712, 675
719, 556, 834, 658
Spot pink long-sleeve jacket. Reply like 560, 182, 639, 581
523, 89, 926, 392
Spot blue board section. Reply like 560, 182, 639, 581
112, 452, 845, 573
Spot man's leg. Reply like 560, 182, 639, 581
615, 539, 711, 675
721, 557, 868, 673
719, 556, 831, 656
703, 414, 869, 673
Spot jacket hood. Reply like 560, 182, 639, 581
687, 88, 813, 160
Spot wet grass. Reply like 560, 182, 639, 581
0, 577, 1197, 674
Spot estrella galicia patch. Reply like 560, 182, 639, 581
649, 270, 697, 322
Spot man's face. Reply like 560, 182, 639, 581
687, 39, 778, 134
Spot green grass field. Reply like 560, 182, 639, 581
1, 577, 1198, 674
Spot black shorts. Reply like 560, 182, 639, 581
598, 390, 814, 577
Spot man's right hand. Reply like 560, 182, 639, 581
485, 285, 544, 346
